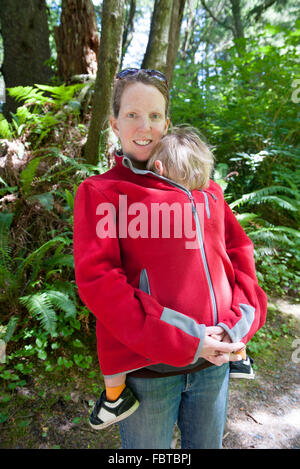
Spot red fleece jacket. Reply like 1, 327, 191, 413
73, 153, 267, 376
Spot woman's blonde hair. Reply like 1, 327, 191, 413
147, 125, 214, 190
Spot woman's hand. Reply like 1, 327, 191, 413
199, 326, 245, 366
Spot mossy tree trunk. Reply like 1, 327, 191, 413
166, 0, 186, 87
0, 0, 51, 118
84, 0, 124, 166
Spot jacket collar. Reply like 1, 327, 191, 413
114, 151, 217, 210
114, 151, 151, 176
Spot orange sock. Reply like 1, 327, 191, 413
106, 383, 126, 401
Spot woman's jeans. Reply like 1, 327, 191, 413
119, 362, 229, 449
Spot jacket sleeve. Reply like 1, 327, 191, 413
73, 180, 206, 367
217, 200, 267, 344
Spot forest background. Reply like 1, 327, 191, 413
0, 0, 299, 449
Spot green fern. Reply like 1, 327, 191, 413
7, 83, 85, 108
45, 290, 76, 318
20, 157, 41, 195
7, 86, 51, 105
235, 212, 259, 228
35, 83, 85, 105
0, 234, 70, 305
0, 114, 13, 139
229, 185, 299, 211
19, 293, 57, 335
0, 213, 14, 268
0, 316, 18, 343
19, 289, 77, 335
16, 236, 70, 280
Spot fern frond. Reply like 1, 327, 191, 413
254, 246, 278, 257
36, 83, 85, 105
0, 264, 16, 293
45, 290, 76, 318
0, 117, 13, 139
229, 185, 299, 210
235, 212, 259, 228
1, 316, 18, 343
16, 237, 69, 281
51, 280, 77, 302
20, 157, 41, 195
248, 226, 300, 239
0, 213, 14, 268
45, 254, 74, 269
7, 86, 51, 105
19, 293, 57, 335
249, 227, 299, 250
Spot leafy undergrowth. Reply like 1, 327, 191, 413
0, 330, 121, 449
0, 301, 299, 449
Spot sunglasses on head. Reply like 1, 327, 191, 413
116, 68, 168, 85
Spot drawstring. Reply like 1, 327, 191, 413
199, 190, 218, 219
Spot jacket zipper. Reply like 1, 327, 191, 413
187, 190, 218, 325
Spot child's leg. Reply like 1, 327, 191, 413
89, 372, 139, 429
103, 374, 126, 401
229, 347, 255, 379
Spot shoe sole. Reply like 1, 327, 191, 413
89, 400, 140, 430
230, 373, 255, 379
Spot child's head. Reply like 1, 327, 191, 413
146, 126, 214, 190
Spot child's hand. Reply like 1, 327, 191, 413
205, 326, 246, 362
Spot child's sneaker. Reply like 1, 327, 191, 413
89, 386, 139, 430
229, 355, 255, 379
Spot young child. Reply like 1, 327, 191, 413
146, 126, 255, 380
89, 126, 254, 431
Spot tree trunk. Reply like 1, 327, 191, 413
0, 0, 51, 118
229, 0, 244, 39
121, 0, 136, 66
229, 0, 245, 56
54, 0, 100, 82
141, 0, 173, 75
84, 0, 124, 166
166, 0, 186, 86
180, 0, 196, 60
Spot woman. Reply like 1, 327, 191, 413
73, 69, 267, 448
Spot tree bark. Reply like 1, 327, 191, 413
141, 0, 173, 75
121, 0, 136, 66
166, 0, 186, 86
0, 0, 51, 118
84, 0, 124, 166
181, 0, 197, 60
229, 0, 244, 39
54, 0, 100, 82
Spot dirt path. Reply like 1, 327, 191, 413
223, 298, 300, 449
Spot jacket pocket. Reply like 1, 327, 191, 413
139, 268, 151, 295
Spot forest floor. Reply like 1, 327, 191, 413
0, 296, 299, 450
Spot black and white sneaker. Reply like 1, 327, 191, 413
89, 386, 139, 430
229, 355, 255, 379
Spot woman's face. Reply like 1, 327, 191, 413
110, 82, 169, 163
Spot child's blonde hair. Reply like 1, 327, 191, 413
146, 125, 214, 190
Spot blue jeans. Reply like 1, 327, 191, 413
119, 363, 229, 449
